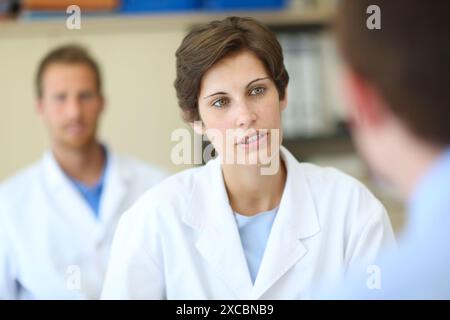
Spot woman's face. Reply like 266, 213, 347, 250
197, 50, 287, 165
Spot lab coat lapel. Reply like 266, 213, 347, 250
183, 157, 254, 299
98, 153, 128, 232
252, 147, 321, 299
41, 152, 101, 239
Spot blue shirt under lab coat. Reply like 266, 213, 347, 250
235, 207, 278, 284
69, 152, 108, 218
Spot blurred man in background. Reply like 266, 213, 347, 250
333, 0, 450, 298
0, 44, 167, 299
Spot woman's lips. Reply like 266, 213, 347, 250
236, 131, 269, 149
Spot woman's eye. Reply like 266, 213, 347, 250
250, 87, 265, 95
212, 98, 228, 108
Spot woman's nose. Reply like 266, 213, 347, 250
235, 102, 257, 129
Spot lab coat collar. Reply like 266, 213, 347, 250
278, 146, 321, 239
252, 146, 321, 298
98, 152, 131, 228
184, 155, 254, 299
183, 146, 321, 299
42, 147, 131, 238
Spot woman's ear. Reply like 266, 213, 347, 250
190, 120, 205, 135
280, 88, 288, 111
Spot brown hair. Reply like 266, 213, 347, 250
335, 0, 450, 145
36, 44, 102, 98
174, 16, 289, 122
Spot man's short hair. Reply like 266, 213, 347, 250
336, 1, 450, 145
36, 44, 102, 98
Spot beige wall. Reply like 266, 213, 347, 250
0, 16, 405, 231
0, 22, 193, 180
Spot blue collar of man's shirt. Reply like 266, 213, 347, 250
408, 146, 450, 232
67, 145, 109, 217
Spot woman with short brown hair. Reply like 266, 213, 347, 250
102, 17, 395, 299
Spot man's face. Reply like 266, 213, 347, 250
37, 63, 104, 150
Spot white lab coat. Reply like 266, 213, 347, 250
101, 147, 395, 299
0, 150, 167, 299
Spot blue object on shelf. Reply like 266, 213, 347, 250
202, 0, 286, 11
120, 0, 202, 13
